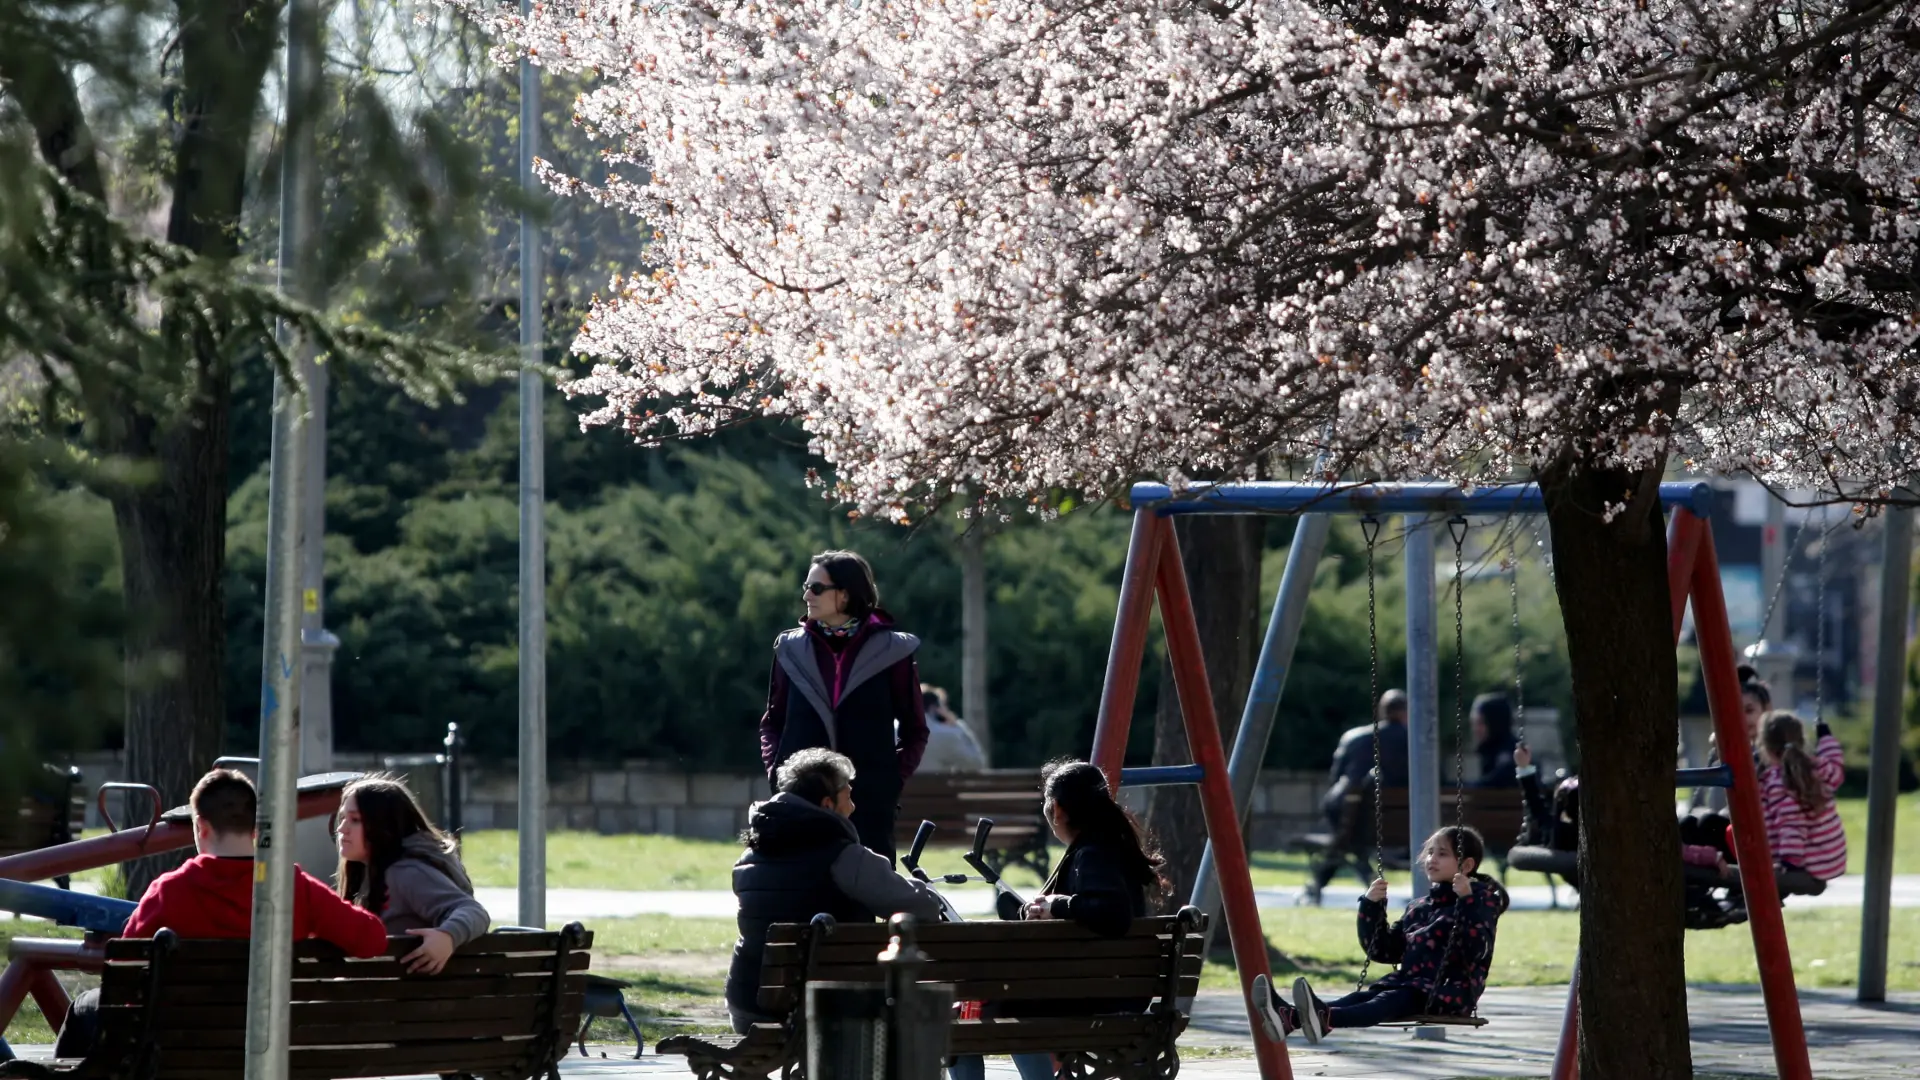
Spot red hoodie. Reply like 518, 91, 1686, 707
120, 854, 388, 957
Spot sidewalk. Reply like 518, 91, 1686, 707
10, 985, 1913, 1077
473, 873, 1920, 924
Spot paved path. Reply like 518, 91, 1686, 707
11, 985, 1913, 1077
473, 874, 1920, 923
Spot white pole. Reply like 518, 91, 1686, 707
245, 0, 318, 1075
516, 1, 548, 932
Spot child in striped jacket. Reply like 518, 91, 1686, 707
1758, 712, 1847, 882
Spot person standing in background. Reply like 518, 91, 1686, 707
760, 550, 928, 863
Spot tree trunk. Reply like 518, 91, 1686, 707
960, 525, 992, 765
114, 0, 282, 898
1542, 464, 1692, 1079
1145, 515, 1263, 914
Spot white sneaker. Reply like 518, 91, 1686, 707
1250, 974, 1288, 1042
1293, 976, 1327, 1045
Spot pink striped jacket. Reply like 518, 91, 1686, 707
1759, 733, 1847, 881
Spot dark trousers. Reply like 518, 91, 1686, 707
53, 988, 101, 1059
1325, 986, 1430, 1029
849, 785, 898, 866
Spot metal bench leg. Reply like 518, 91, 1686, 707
616, 998, 644, 1059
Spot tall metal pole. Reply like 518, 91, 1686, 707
245, 0, 319, 1075
516, 8, 548, 932
1405, 517, 1441, 854
1188, 514, 1330, 958
1859, 496, 1914, 1001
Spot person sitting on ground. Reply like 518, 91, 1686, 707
1466, 693, 1520, 788
725, 748, 944, 1034
1254, 825, 1508, 1044
1307, 689, 1410, 900
51, 769, 387, 1060
949, 758, 1168, 1080
913, 684, 988, 773
1759, 711, 1848, 885
336, 774, 490, 975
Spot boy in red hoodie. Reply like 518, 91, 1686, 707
53, 769, 388, 1059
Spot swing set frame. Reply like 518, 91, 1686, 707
1088, 481, 1811, 1080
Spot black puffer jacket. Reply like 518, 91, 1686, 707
725, 796, 869, 1018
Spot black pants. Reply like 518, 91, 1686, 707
848, 784, 898, 866
52, 989, 101, 1060
1325, 986, 1430, 1029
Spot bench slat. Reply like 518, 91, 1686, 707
102, 972, 573, 1007
103, 931, 590, 962
138, 993, 563, 1029
150, 1040, 534, 1076
136, 950, 589, 983
778, 954, 1197, 987
765, 934, 1173, 968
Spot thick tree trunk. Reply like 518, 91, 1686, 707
1542, 464, 1691, 1079
960, 525, 992, 765
112, 0, 282, 898
1145, 515, 1263, 914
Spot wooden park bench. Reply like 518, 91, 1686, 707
658, 909, 1205, 1080
1286, 786, 1527, 890
2, 768, 84, 890
8, 925, 591, 1080
895, 770, 1050, 879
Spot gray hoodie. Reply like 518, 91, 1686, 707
375, 833, 492, 946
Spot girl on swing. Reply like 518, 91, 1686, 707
1253, 824, 1508, 1043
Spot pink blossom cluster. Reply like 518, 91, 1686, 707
453, 0, 1920, 517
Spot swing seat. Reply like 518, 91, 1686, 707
1375, 1014, 1490, 1028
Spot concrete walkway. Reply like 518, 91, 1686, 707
10, 985, 1913, 1077
473, 874, 1920, 924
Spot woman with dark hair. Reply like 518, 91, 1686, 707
335, 775, 490, 975
759, 550, 929, 862
1466, 693, 1519, 789
949, 759, 1168, 1080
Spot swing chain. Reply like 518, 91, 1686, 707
1358, 515, 1383, 991
1449, 516, 1468, 830
1508, 534, 1525, 747
1815, 522, 1827, 724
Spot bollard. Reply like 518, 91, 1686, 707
806, 914, 952, 1080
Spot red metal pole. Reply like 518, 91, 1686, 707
0, 786, 347, 884
1550, 954, 1580, 1080
0, 958, 31, 1038
27, 966, 69, 1031
1687, 517, 1814, 1080
1090, 509, 1165, 790
1153, 528, 1293, 1080
1667, 510, 1704, 638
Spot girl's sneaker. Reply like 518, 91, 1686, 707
1249, 974, 1299, 1040
1292, 976, 1332, 1044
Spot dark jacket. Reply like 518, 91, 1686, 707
1470, 735, 1520, 789
725, 793, 943, 1020
1358, 877, 1509, 1015
1000, 838, 1155, 1017
1323, 720, 1409, 814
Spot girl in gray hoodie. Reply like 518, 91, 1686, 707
335, 775, 492, 974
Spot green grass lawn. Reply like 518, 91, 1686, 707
457, 793, 1918, 892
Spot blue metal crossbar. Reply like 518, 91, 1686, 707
0, 878, 136, 934
1678, 765, 1736, 789
1130, 481, 1716, 519
1118, 765, 1207, 788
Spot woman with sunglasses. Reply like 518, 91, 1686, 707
759, 550, 928, 863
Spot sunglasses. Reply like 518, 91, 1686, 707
803, 582, 841, 596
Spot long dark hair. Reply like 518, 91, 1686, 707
811, 550, 880, 621
1041, 759, 1165, 893
1761, 712, 1829, 815
1471, 693, 1515, 753
336, 775, 453, 913
1738, 664, 1773, 709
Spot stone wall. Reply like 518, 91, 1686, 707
55, 750, 1327, 847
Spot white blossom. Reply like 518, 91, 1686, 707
451, 0, 1920, 518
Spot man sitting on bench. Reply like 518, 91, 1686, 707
725, 749, 944, 1034
1308, 690, 1409, 899
51, 769, 388, 1059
